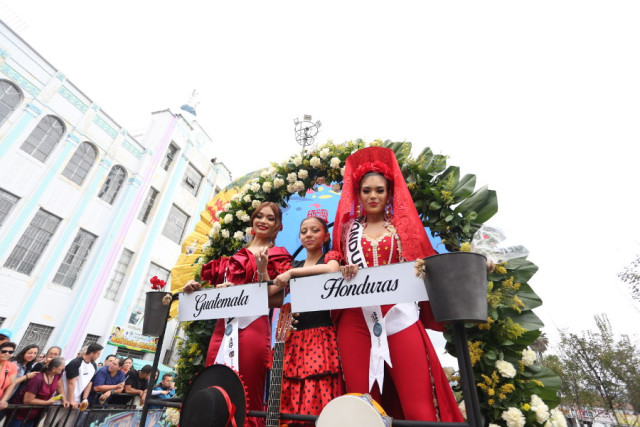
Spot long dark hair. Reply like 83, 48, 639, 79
12, 344, 39, 370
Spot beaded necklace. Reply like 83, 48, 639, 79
361, 219, 403, 266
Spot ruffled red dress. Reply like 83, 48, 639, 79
279, 251, 345, 425
200, 246, 291, 427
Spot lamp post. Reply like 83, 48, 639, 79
293, 114, 321, 156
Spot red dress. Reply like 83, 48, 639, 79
201, 246, 291, 427
334, 230, 464, 423
279, 252, 345, 425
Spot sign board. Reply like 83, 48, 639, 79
290, 261, 429, 312
178, 281, 269, 321
107, 325, 158, 353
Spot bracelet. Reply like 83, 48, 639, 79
257, 271, 268, 282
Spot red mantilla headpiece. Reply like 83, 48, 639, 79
333, 146, 436, 261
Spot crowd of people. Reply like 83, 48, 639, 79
183, 146, 464, 426
0, 330, 175, 427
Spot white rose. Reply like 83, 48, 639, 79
495, 360, 516, 378
223, 203, 231, 212
241, 214, 250, 222
252, 200, 261, 209
231, 193, 241, 202
221, 229, 230, 239
245, 227, 253, 236
330, 157, 340, 169
310, 156, 321, 168
287, 172, 297, 183
297, 169, 308, 179
534, 406, 550, 424
294, 180, 305, 192
287, 183, 296, 193
292, 156, 302, 166
208, 228, 218, 237
224, 214, 233, 224
549, 409, 567, 427
268, 166, 277, 175
260, 170, 270, 178
274, 178, 285, 188
262, 181, 273, 193
521, 348, 536, 366
233, 231, 244, 240
319, 148, 330, 159
244, 195, 252, 203
212, 222, 221, 232
501, 407, 526, 427
215, 210, 222, 219
201, 240, 212, 250
250, 182, 260, 192
443, 366, 455, 381
530, 395, 550, 423
489, 424, 501, 427
235, 210, 246, 220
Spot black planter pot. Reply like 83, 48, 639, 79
142, 291, 172, 336
423, 252, 488, 323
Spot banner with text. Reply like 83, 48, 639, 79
107, 325, 158, 353
290, 261, 429, 312
178, 282, 269, 321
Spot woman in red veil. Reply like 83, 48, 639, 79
332, 146, 463, 422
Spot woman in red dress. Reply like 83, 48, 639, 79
272, 216, 345, 425
333, 146, 463, 422
185, 201, 292, 427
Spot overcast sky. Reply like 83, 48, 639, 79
2, 0, 640, 352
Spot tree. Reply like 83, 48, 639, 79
556, 314, 640, 426
531, 332, 550, 362
618, 255, 640, 302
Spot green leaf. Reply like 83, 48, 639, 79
452, 174, 476, 201
517, 283, 543, 310
475, 190, 498, 223
504, 309, 545, 332
507, 259, 539, 284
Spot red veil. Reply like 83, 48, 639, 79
333, 146, 436, 261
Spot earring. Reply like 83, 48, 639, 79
356, 203, 361, 217
251, 229, 255, 236
384, 202, 392, 220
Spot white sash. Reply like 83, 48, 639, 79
346, 221, 392, 392
215, 315, 260, 370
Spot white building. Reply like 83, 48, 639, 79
0, 19, 231, 364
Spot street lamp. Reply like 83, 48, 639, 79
293, 114, 322, 156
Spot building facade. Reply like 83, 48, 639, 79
0, 19, 231, 363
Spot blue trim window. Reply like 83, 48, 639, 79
53, 228, 97, 288
137, 187, 159, 224
0, 79, 23, 126
0, 188, 19, 227
4, 209, 61, 275
62, 142, 97, 185
104, 248, 134, 301
20, 115, 65, 162
98, 165, 127, 204
162, 204, 189, 244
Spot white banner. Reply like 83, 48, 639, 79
178, 282, 269, 321
290, 261, 429, 312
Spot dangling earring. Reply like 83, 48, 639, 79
251, 229, 255, 236
384, 202, 392, 221
355, 203, 361, 218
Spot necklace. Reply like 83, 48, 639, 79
362, 220, 398, 267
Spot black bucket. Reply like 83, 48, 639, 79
142, 291, 172, 336
423, 252, 488, 323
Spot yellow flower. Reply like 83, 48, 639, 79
487, 388, 495, 396
441, 190, 454, 204
477, 317, 494, 330
495, 265, 507, 274
522, 403, 531, 411
460, 242, 471, 252
530, 379, 545, 388
468, 341, 484, 367
488, 398, 495, 406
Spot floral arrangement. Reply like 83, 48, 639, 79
172, 140, 562, 426
150, 276, 167, 291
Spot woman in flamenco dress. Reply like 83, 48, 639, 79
333, 146, 463, 422
272, 215, 345, 426
184, 201, 292, 427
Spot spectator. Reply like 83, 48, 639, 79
8, 356, 67, 427
102, 355, 116, 366
88, 358, 125, 406
8, 345, 39, 403
53, 343, 103, 426
35, 353, 44, 365
149, 373, 175, 409
0, 329, 12, 345
121, 358, 133, 379
0, 342, 18, 421
123, 365, 152, 406
31, 346, 61, 372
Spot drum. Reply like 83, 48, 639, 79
316, 393, 392, 427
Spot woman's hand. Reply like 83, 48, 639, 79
273, 271, 291, 290
340, 264, 359, 281
486, 260, 495, 274
255, 246, 269, 272
183, 280, 202, 294
216, 281, 234, 288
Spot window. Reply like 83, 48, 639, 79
20, 115, 65, 162
53, 229, 97, 288
137, 187, 159, 224
182, 163, 203, 196
98, 165, 127, 204
161, 143, 178, 171
62, 142, 97, 185
162, 204, 189, 244
0, 188, 19, 227
0, 79, 23, 126
4, 209, 61, 275
104, 248, 134, 301
115, 348, 146, 360
129, 263, 170, 326
18, 323, 54, 351
83, 334, 100, 347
